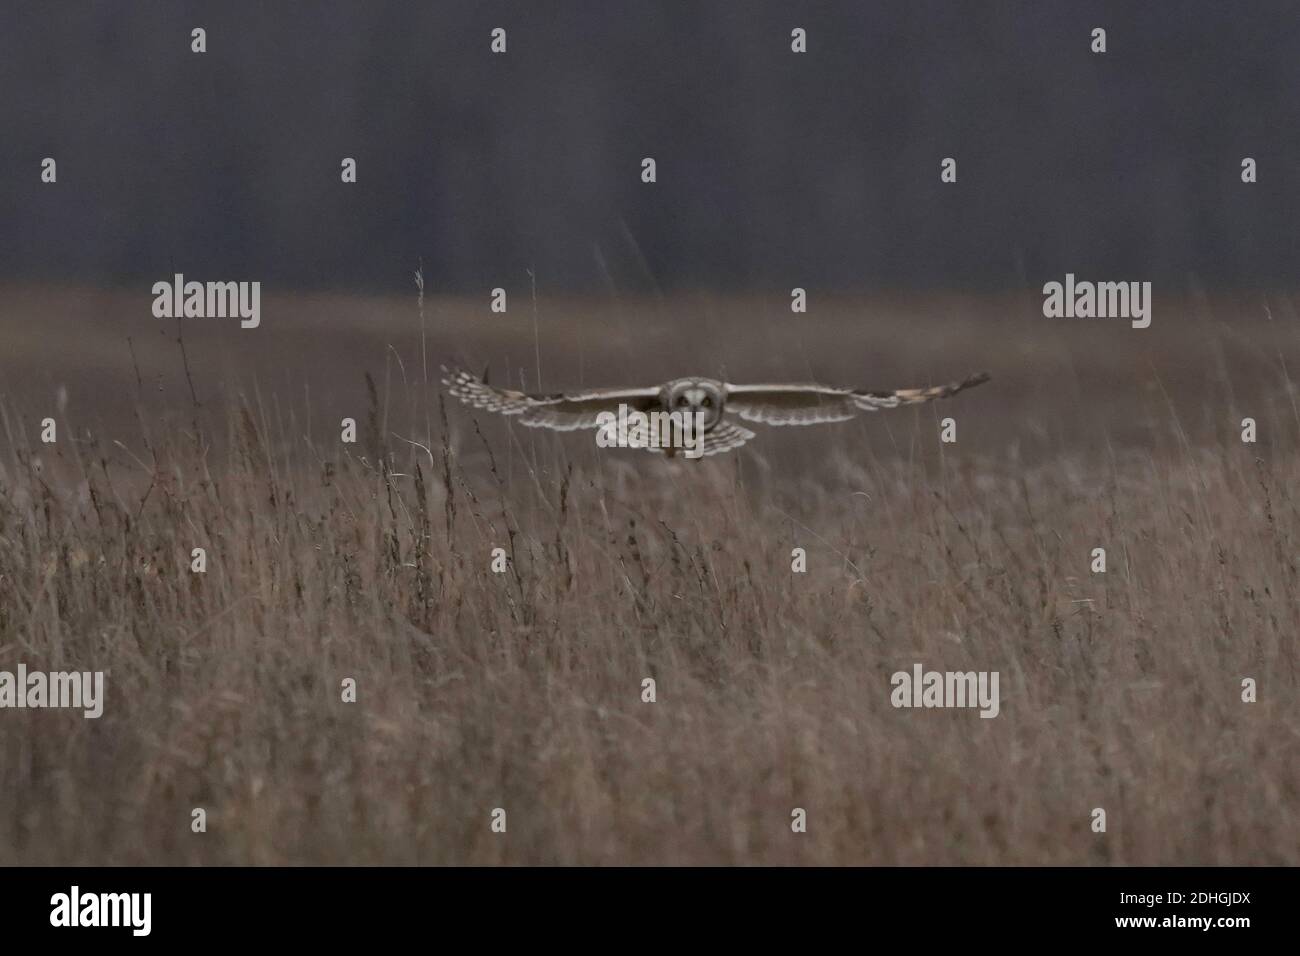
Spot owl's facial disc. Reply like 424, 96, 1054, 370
671, 383, 722, 430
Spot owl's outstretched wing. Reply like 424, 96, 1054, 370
723, 372, 989, 426
441, 366, 660, 431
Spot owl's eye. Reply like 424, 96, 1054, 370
701, 396, 712, 408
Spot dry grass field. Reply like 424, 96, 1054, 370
0, 284, 1297, 864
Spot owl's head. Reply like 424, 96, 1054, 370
664, 379, 724, 430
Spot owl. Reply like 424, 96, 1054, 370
442, 365, 990, 457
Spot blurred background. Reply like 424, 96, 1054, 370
1, 0, 1298, 295
0, 1, 1297, 458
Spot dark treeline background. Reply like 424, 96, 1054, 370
1, 0, 1298, 295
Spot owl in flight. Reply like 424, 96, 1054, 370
442, 366, 990, 457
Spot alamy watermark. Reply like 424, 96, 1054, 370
596, 404, 706, 459
152, 273, 261, 328
0, 663, 104, 718
890, 664, 1000, 718
1042, 273, 1151, 328
50, 886, 150, 936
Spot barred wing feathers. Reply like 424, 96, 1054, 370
724, 372, 989, 426
441, 366, 660, 431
